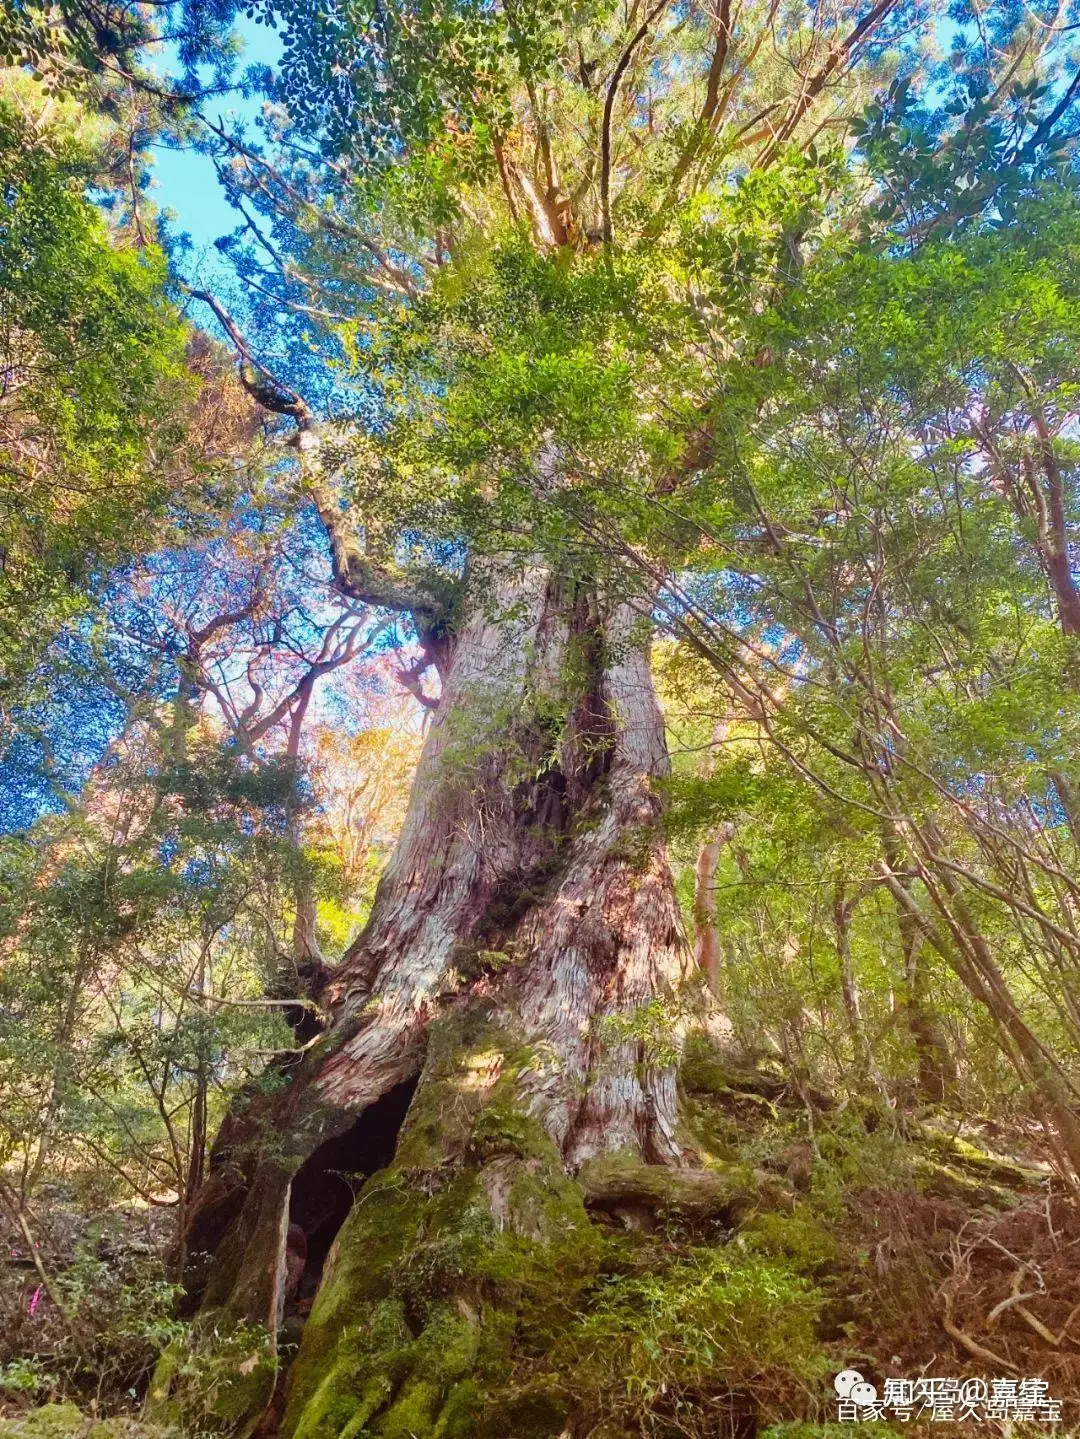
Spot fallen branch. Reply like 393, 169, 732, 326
940, 1288, 1018, 1372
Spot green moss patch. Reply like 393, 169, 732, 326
0, 1407, 174, 1439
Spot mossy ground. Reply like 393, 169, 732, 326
264, 1023, 1075, 1438
0, 1405, 173, 1439
7, 1029, 1077, 1438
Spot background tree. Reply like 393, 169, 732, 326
0, 71, 197, 710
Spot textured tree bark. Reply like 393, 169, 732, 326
168, 557, 696, 1433
693, 826, 732, 992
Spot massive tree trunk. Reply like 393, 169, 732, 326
164, 558, 704, 1436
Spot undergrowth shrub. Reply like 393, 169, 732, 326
0, 1212, 184, 1413
547, 1245, 829, 1435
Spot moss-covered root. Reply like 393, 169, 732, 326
277, 1145, 596, 1439
577, 1152, 792, 1227
278, 1012, 774, 1439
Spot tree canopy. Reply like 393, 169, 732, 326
0, 80, 195, 700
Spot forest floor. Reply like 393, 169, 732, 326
1, 1057, 1078, 1438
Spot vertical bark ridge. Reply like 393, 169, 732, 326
314, 558, 568, 1107
506, 603, 692, 1166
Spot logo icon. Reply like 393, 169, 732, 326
835, 1371, 878, 1406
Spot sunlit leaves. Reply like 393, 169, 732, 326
0, 92, 192, 697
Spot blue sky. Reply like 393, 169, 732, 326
149, 17, 282, 256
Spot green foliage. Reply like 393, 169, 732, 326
9, 2, 1080, 1433
0, 729, 299, 1211
553, 1247, 827, 1427
0, 87, 191, 694
0, 1208, 191, 1422
650, 171, 1080, 1135
0, 1360, 58, 1399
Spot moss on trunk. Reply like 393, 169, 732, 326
15, 1032, 1063, 1438
271, 1018, 814, 1439
278, 1013, 609, 1438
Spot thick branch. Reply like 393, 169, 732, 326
187, 288, 438, 624
668, 0, 732, 190
186, 287, 315, 430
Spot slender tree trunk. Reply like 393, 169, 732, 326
692, 723, 735, 1005
693, 829, 727, 990
286, 806, 322, 969
25, 945, 93, 1202
165, 560, 697, 1434
179, 942, 211, 1279
879, 855, 1080, 1174
880, 830, 957, 1104
832, 884, 890, 1107
284, 692, 323, 969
